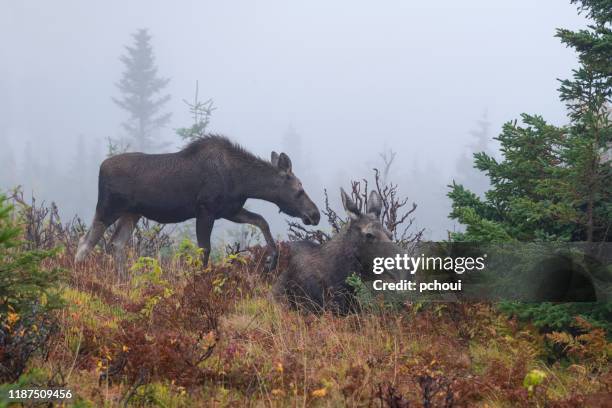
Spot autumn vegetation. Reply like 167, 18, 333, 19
1, 1, 611, 406
1, 192, 610, 407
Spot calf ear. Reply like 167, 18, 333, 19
341, 188, 360, 220
271, 151, 280, 167
367, 191, 382, 217
277, 153, 292, 172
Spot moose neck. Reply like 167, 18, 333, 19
325, 226, 361, 259
234, 160, 283, 204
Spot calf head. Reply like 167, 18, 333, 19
341, 188, 394, 279
341, 188, 392, 244
271, 151, 320, 226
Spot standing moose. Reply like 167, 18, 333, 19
75, 135, 320, 272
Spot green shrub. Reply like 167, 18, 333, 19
0, 194, 64, 382
498, 301, 612, 336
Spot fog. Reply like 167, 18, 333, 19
1, 1, 586, 242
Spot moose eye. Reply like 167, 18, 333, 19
295, 190, 305, 199
365, 232, 375, 240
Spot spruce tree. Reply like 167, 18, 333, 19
281, 125, 303, 169
0, 140, 16, 190
0, 194, 64, 381
67, 135, 87, 216
555, 0, 611, 242
447, 0, 611, 332
448, 0, 611, 243
455, 110, 493, 198
176, 81, 215, 143
448, 114, 571, 241
113, 28, 171, 152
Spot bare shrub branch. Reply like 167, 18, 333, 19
7, 187, 171, 260
288, 169, 424, 248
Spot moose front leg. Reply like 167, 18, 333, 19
196, 214, 215, 266
225, 208, 278, 270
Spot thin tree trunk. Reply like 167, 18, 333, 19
587, 196, 594, 242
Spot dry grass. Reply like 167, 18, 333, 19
21, 246, 612, 407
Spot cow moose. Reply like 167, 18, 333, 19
273, 188, 398, 313
75, 135, 320, 274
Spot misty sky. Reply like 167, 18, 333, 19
1, 1, 588, 240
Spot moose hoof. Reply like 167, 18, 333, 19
265, 252, 279, 271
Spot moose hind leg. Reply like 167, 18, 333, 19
225, 208, 278, 270
110, 214, 140, 279
75, 214, 109, 263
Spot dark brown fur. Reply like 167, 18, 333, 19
76, 135, 320, 270
274, 189, 391, 313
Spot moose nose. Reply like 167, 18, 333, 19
310, 210, 320, 226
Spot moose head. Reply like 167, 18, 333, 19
340, 188, 395, 280
271, 151, 320, 226
340, 188, 392, 244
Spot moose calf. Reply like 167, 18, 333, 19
274, 188, 396, 313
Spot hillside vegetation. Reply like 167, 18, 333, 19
1, 194, 610, 407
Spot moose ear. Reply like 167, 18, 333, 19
367, 191, 382, 217
341, 188, 360, 220
277, 152, 292, 172
271, 151, 280, 167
